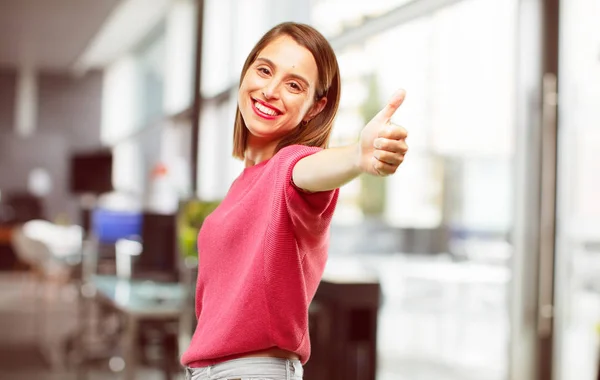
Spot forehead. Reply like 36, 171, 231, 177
256, 35, 319, 84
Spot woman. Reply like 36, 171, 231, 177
182, 22, 408, 380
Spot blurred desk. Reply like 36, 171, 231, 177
92, 275, 185, 317
88, 275, 185, 380
0, 224, 18, 270
399, 261, 510, 284
0, 225, 12, 242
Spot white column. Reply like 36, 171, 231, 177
163, 0, 197, 115
15, 66, 38, 137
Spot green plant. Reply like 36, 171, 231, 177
177, 199, 221, 259
359, 73, 387, 216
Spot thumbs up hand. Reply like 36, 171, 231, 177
357, 89, 409, 176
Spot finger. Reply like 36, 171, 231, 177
378, 123, 408, 140
374, 149, 405, 166
374, 138, 408, 154
371, 156, 398, 176
376, 89, 406, 121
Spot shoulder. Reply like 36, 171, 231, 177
274, 144, 323, 165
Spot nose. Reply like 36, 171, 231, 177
262, 79, 281, 100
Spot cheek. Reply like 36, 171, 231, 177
238, 73, 253, 95
296, 99, 314, 118
237, 87, 243, 105
238, 81, 253, 107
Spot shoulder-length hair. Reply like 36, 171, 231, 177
232, 22, 341, 159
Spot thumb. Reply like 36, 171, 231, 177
376, 89, 406, 122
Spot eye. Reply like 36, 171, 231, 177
257, 67, 271, 75
287, 82, 303, 92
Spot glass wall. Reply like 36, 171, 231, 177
100, 0, 197, 207
555, 0, 600, 378
311, 0, 415, 38
317, 0, 517, 379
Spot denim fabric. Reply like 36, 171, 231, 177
185, 357, 303, 380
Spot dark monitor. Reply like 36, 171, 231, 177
134, 212, 179, 282
69, 151, 113, 195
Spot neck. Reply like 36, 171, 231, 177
244, 137, 280, 168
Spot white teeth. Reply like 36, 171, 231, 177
255, 101, 277, 116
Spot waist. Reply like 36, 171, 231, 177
237, 347, 299, 360
186, 357, 303, 380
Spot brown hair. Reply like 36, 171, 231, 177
232, 22, 341, 159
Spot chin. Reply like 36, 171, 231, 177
244, 121, 270, 138
246, 123, 291, 146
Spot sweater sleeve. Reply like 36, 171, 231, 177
276, 145, 339, 234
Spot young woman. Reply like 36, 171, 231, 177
182, 22, 408, 380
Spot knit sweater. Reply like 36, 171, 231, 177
181, 144, 339, 367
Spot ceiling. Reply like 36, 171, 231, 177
0, 0, 121, 71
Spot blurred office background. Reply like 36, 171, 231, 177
0, 0, 599, 379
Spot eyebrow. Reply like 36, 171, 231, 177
255, 57, 311, 88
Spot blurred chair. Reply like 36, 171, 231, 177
12, 224, 57, 278
13, 219, 83, 270
0, 191, 46, 270
10, 220, 83, 368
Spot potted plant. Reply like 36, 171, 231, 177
177, 198, 221, 267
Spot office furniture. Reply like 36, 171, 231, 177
79, 275, 185, 380
11, 220, 83, 367
0, 224, 17, 270
69, 150, 114, 195
305, 269, 381, 380
0, 192, 46, 270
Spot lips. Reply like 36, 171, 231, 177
251, 97, 282, 120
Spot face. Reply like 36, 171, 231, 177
238, 35, 326, 144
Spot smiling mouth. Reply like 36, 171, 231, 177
252, 98, 282, 119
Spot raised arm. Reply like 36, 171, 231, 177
292, 89, 409, 193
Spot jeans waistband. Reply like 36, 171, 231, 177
186, 357, 303, 380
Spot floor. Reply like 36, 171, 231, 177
0, 272, 178, 380
330, 252, 509, 380
1, 251, 598, 380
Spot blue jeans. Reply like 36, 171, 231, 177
185, 357, 303, 380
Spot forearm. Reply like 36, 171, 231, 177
292, 143, 362, 193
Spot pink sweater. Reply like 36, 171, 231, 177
181, 145, 339, 367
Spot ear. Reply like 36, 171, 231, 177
305, 96, 328, 122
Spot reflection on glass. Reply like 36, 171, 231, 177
200, 0, 234, 96
320, 0, 516, 378
311, 0, 415, 38
137, 26, 166, 126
